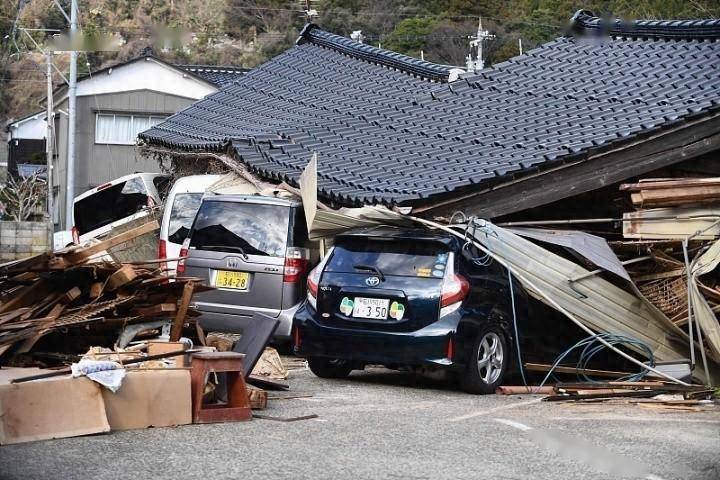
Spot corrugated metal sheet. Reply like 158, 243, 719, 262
689, 239, 720, 363
509, 227, 632, 281
468, 221, 688, 361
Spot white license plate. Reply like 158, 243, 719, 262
352, 297, 390, 319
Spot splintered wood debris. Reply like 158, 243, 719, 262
0, 220, 207, 367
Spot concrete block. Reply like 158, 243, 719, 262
14, 245, 31, 254
14, 236, 32, 246
32, 234, 48, 246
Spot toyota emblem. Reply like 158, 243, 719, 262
365, 276, 380, 287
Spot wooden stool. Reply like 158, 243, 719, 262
190, 351, 252, 423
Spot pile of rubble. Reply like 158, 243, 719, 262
0, 219, 301, 445
0, 221, 203, 364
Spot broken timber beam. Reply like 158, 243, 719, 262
170, 281, 195, 342
62, 220, 159, 266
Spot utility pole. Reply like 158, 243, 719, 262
302, 0, 318, 23
466, 17, 495, 73
64, 0, 77, 229
45, 52, 54, 228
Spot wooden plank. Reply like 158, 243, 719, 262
620, 177, 720, 191
10, 349, 197, 383
106, 265, 137, 291
631, 186, 720, 207
555, 381, 706, 392
14, 295, 72, 354
633, 268, 685, 282
623, 207, 720, 240
132, 303, 177, 318
89, 282, 104, 299
61, 220, 159, 266
248, 388, 268, 410
61, 287, 82, 304
0, 280, 50, 314
46, 303, 67, 320
543, 390, 665, 402
19, 293, 60, 321
252, 414, 318, 422
0, 308, 31, 326
170, 282, 195, 342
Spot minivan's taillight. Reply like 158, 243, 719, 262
71, 226, 80, 245
440, 273, 470, 310
158, 239, 167, 272
177, 238, 190, 275
284, 247, 309, 283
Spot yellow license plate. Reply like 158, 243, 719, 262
214, 270, 250, 290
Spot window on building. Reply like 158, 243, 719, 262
95, 114, 166, 145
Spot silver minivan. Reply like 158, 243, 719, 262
179, 195, 316, 340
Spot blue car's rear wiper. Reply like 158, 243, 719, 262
353, 264, 385, 281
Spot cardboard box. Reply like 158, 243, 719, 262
147, 341, 188, 367
0, 368, 110, 445
102, 369, 191, 430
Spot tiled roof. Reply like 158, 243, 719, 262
141, 25, 450, 150
141, 13, 720, 206
176, 65, 248, 87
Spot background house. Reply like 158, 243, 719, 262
51, 55, 246, 229
5, 112, 47, 181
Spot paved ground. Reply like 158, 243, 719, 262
1, 363, 718, 480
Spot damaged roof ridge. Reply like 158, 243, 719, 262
297, 23, 453, 83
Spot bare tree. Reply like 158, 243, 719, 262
0, 170, 46, 221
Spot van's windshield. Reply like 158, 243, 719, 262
74, 178, 149, 234
189, 200, 290, 257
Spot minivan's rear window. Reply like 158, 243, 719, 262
326, 239, 449, 278
168, 193, 204, 244
74, 178, 148, 234
189, 200, 290, 257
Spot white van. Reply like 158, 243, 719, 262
159, 175, 222, 275
72, 173, 169, 245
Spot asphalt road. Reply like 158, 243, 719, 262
1, 363, 718, 480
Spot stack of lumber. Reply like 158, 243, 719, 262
0, 220, 205, 365
620, 178, 720, 240
616, 177, 720, 336
621, 177, 720, 208
545, 381, 714, 406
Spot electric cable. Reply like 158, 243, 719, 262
536, 333, 655, 389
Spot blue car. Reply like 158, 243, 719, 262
293, 226, 526, 394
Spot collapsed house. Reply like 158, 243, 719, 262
139, 12, 720, 383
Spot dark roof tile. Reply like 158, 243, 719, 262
141, 15, 720, 206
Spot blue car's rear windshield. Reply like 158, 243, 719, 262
326, 239, 450, 278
